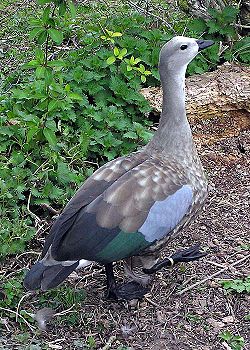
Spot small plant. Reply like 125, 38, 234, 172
100, 29, 122, 44
186, 313, 202, 323
220, 276, 250, 294
0, 276, 23, 308
38, 286, 86, 309
85, 336, 96, 349
218, 330, 244, 350
104, 36, 152, 84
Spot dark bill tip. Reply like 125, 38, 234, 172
196, 39, 214, 51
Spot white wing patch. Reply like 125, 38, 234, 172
139, 185, 193, 242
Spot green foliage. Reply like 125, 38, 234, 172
38, 285, 86, 309
187, 5, 250, 74
220, 276, 250, 294
188, 6, 239, 38
0, 218, 35, 257
186, 313, 202, 323
85, 336, 96, 349
0, 275, 23, 308
218, 330, 245, 350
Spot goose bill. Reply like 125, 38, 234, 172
196, 39, 214, 51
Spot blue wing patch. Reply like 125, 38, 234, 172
139, 185, 193, 242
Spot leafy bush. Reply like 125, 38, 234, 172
0, 1, 158, 258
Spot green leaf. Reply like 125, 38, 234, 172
22, 60, 40, 69
37, 30, 48, 44
207, 20, 220, 34
128, 56, 135, 64
68, 92, 83, 101
59, 2, 67, 17
48, 100, 58, 112
69, 1, 76, 18
127, 65, 133, 71
45, 119, 56, 131
37, 0, 53, 4
47, 60, 65, 68
44, 67, 53, 85
29, 27, 44, 41
134, 58, 141, 64
208, 8, 219, 19
27, 126, 39, 143
106, 56, 116, 65
222, 6, 239, 22
141, 75, 146, 83
219, 331, 232, 341
42, 6, 50, 23
114, 47, 119, 56
48, 29, 63, 44
112, 32, 122, 37
35, 48, 45, 63
35, 66, 46, 78
123, 131, 137, 139
65, 84, 71, 92
43, 128, 57, 147
106, 30, 113, 36
188, 18, 207, 33
118, 48, 127, 59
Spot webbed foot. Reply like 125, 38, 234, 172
106, 281, 149, 301
105, 263, 149, 301
143, 243, 207, 274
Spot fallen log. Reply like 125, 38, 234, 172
141, 63, 250, 146
141, 63, 250, 119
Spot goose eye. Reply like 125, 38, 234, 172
180, 44, 188, 50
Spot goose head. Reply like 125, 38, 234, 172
159, 36, 214, 73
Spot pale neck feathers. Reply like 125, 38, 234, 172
147, 64, 194, 160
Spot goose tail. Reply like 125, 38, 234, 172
23, 260, 79, 291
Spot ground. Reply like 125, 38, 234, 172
1, 112, 249, 350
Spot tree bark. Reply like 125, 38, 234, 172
239, 0, 250, 35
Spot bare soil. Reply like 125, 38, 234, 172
1, 110, 250, 350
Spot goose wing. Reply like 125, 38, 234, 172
45, 153, 193, 264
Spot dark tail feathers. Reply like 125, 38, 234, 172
23, 261, 79, 291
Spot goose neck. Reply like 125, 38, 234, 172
147, 67, 193, 156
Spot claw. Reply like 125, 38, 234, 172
143, 243, 207, 274
171, 243, 207, 263
107, 281, 149, 301
173, 243, 200, 257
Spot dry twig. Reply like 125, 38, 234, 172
178, 253, 250, 295
0, 307, 35, 331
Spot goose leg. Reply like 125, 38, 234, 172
105, 263, 149, 300
142, 243, 207, 274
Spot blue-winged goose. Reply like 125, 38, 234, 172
24, 36, 214, 300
